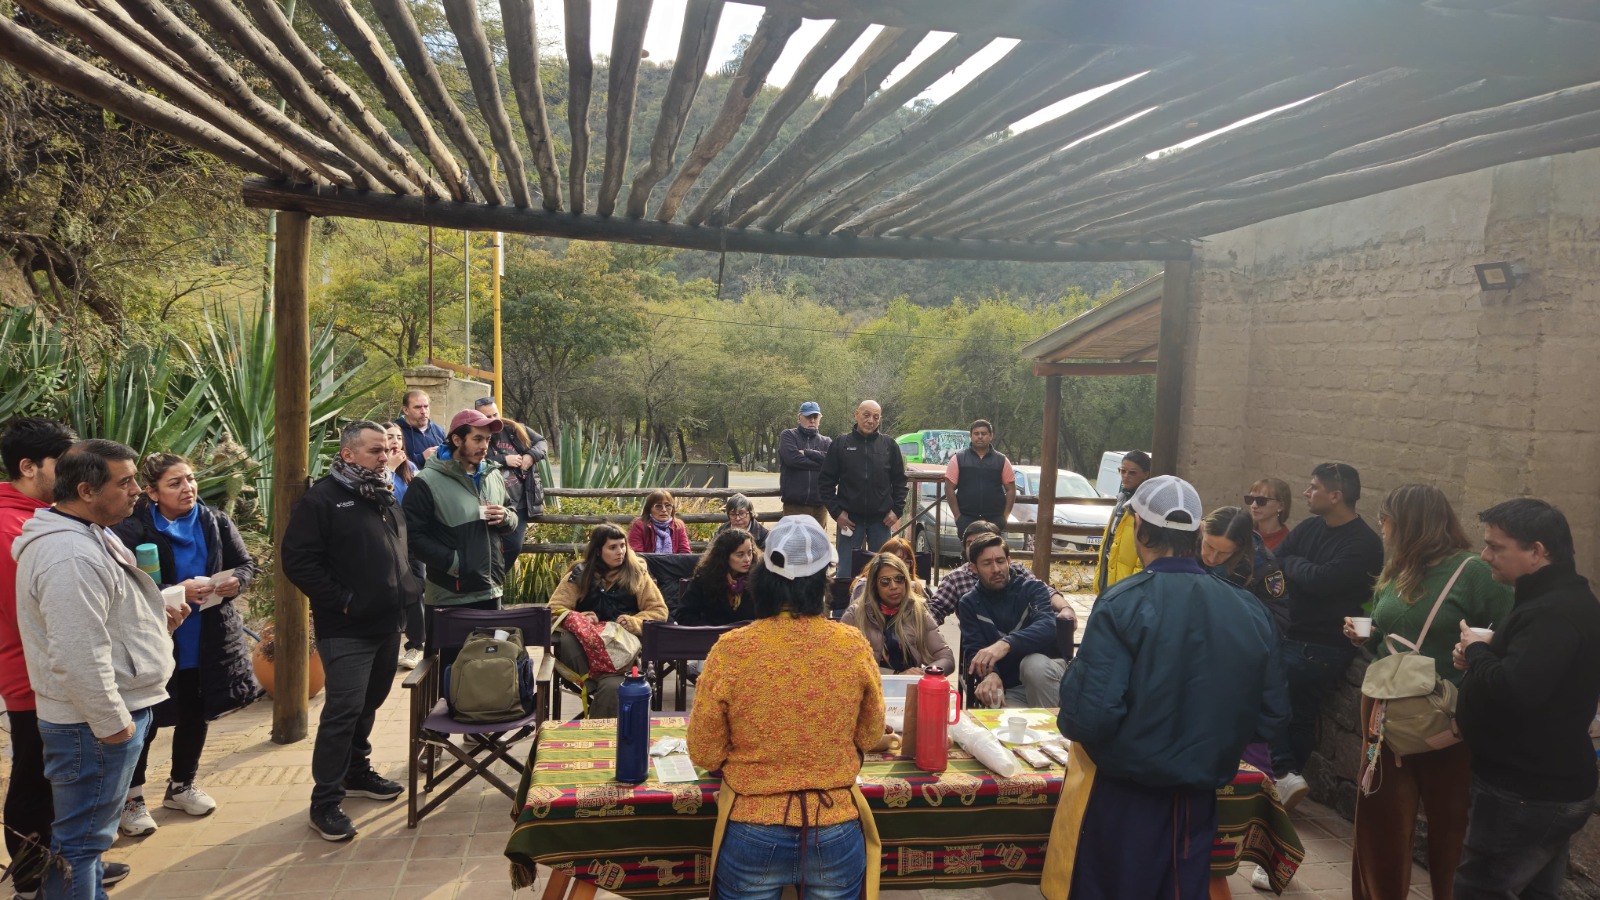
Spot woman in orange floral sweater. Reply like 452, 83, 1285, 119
688, 515, 885, 900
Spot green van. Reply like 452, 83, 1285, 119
895, 429, 970, 465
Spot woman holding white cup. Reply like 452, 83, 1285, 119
1341, 484, 1512, 900
111, 452, 259, 836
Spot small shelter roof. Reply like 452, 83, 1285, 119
1022, 275, 1163, 364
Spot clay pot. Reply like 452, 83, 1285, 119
252, 644, 325, 700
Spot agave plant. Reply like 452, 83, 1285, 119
63, 341, 216, 460
198, 303, 382, 522
548, 419, 674, 493
0, 306, 67, 424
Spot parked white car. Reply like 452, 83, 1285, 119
1011, 466, 1112, 553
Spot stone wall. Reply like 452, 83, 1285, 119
401, 365, 492, 425
1177, 147, 1600, 892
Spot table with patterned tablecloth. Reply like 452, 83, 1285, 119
506, 708, 1302, 897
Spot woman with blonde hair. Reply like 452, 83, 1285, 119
626, 489, 691, 554
1245, 477, 1293, 551
843, 553, 953, 675
1342, 484, 1511, 900
850, 535, 927, 604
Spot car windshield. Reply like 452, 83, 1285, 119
1018, 470, 1097, 499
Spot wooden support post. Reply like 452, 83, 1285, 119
1032, 374, 1061, 579
1150, 260, 1191, 477
272, 210, 312, 744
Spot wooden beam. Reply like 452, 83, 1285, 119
303, 0, 471, 200
565, 0, 594, 213
1052, 305, 1161, 360
783, 40, 1069, 232
367, 0, 504, 205
925, 65, 1357, 239
1032, 362, 1158, 377
82, 0, 209, 86
753, 29, 995, 230
1032, 374, 1061, 579
1121, 343, 1159, 363
1149, 260, 1190, 478
1078, 79, 1600, 242
443, 0, 533, 207
654, 11, 801, 222
270, 210, 312, 744
0, 16, 278, 176
737, 0, 1600, 82
119, 0, 385, 190
235, 0, 446, 198
501, 0, 563, 210
596, 0, 654, 217
242, 179, 1194, 262
1030, 68, 1505, 240
20, 0, 350, 186
684, 19, 870, 226
725, 25, 927, 226
625, 0, 724, 218
839, 55, 1237, 236
428, 358, 496, 382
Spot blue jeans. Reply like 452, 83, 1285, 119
836, 518, 891, 572
311, 632, 400, 809
39, 707, 153, 900
1269, 639, 1355, 776
1454, 776, 1593, 899
717, 820, 865, 900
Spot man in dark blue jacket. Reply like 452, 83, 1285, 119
777, 402, 831, 526
1047, 475, 1284, 900
957, 534, 1063, 707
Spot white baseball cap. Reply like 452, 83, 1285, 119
762, 515, 838, 580
1129, 475, 1203, 532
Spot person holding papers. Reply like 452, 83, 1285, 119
111, 452, 260, 834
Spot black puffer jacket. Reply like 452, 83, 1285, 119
819, 427, 908, 521
112, 499, 262, 722
281, 475, 419, 640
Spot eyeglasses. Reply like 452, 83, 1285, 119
1244, 495, 1273, 507
652, 503, 674, 511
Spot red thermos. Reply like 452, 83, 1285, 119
914, 667, 960, 772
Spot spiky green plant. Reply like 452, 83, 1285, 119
0, 306, 66, 425
63, 342, 216, 460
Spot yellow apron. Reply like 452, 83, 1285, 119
708, 782, 881, 899
1040, 743, 1099, 900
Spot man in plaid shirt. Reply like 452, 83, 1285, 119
929, 522, 1070, 624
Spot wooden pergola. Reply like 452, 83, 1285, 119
7, 0, 1600, 740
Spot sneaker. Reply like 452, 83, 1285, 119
118, 797, 157, 837
163, 781, 217, 816
102, 862, 131, 886
397, 647, 423, 670
1275, 772, 1309, 811
308, 804, 356, 842
343, 768, 402, 801
1250, 865, 1274, 891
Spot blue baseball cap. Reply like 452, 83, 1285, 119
798, 402, 821, 416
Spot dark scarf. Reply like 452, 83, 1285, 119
331, 458, 393, 503
727, 574, 748, 610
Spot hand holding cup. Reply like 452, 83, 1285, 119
183, 575, 214, 605
1343, 616, 1372, 646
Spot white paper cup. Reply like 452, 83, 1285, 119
478, 504, 490, 520
1351, 617, 1373, 638
191, 575, 212, 587
1007, 716, 1028, 743
1468, 627, 1493, 640
161, 585, 188, 611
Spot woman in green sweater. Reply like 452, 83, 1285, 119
1343, 484, 1511, 900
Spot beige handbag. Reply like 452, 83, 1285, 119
1359, 557, 1471, 791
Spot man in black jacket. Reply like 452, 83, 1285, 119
1269, 462, 1383, 809
777, 401, 831, 525
281, 421, 422, 843
1451, 499, 1600, 898
819, 400, 907, 561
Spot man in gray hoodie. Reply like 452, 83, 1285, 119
13, 439, 185, 900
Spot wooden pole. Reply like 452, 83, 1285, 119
493, 230, 503, 408
1150, 260, 1191, 478
1032, 374, 1061, 579
271, 210, 312, 744
1032, 361, 1158, 377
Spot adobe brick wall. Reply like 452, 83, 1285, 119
1177, 147, 1600, 892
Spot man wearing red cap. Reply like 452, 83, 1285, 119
402, 408, 518, 646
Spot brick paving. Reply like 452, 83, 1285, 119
0, 593, 1434, 899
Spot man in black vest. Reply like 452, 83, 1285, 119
945, 419, 1015, 539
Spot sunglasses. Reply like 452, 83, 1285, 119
1244, 495, 1273, 507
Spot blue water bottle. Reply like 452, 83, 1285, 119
615, 666, 652, 785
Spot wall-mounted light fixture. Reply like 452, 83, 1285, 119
1473, 262, 1523, 291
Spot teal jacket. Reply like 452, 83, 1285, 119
402, 456, 517, 606
1060, 556, 1287, 790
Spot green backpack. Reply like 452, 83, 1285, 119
444, 627, 536, 723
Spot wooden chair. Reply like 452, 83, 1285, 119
403, 605, 551, 827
